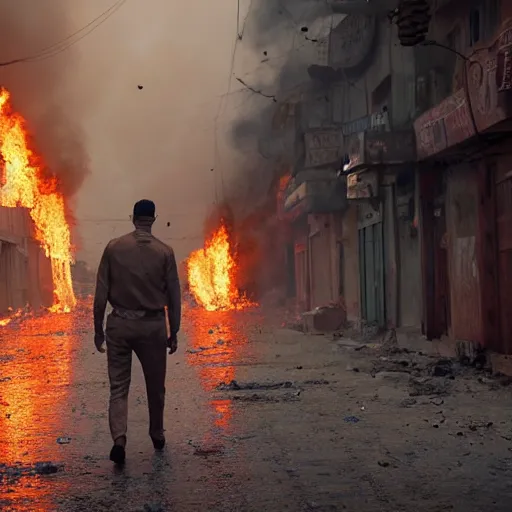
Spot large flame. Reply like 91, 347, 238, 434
0, 88, 76, 313
187, 224, 252, 311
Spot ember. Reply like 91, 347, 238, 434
0, 308, 22, 327
187, 224, 254, 311
0, 88, 76, 313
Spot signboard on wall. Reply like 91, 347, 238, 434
415, 19, 512, 158
414, 89, 475, 159
342, 110, 389, 136
344, 130, 416, 171
304, 129, 343, 168
466, 19, 512, 132
365, 131, 416, 164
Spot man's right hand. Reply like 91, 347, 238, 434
167, 333, 178, 355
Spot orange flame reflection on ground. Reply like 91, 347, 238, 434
187, 224, 254, 312
0, 312, 74, 509
0, 88, 76, 313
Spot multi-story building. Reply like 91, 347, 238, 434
283, 0, 512, 372
281, 4, 421, 334
0, 206, 52, 315
414, 0, 512, 366
277, 0, 512, 371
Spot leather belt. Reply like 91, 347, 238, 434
112, 307, 165, 320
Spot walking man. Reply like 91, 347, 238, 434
93, 199, 181, 465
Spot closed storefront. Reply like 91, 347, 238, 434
358, 201, 385, 328
446, 165, 482, 343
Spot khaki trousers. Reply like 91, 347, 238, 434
105, 313, 167, 443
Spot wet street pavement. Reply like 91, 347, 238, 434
2, 305, 512, 511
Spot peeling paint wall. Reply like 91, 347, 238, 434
446, 165, 482, 343
0, 206, 51, 314
341, 204, 360, 324
308, 213, 337, 309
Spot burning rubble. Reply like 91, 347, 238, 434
0, 88, 76, 317
186, 223, 255, 312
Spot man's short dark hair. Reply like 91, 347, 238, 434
133, 199, 156, 218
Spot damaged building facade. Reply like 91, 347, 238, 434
0, 206, 52, 316
277, 0, 512, 368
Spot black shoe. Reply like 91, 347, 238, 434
109, 444, 126, 465
151, 437, 165, 450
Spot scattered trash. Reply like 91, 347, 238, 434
187, 346, 213, 354
193, 445, 224, 457
468, 421, 494, 432
409, 377, 450, 397
303, 379, 330, 386
57, 437, 72, 445
217, 339, 225, 345
400, 398, 417, 408
432, 359, 454, 378
344, 416, 360, 424
233, 392, 300, 403
217, 380, 294, 391
34, 462, 62, 475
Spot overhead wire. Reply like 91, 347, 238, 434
212, 0, 252, 204
0, 0, 127, 67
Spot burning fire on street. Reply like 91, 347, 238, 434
0, 308, 24, 327
187, 224, 255, 312
0, 88, 76, 317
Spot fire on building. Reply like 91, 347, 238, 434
0, 88, 76, 324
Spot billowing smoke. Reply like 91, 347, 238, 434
227, 0, 331, 206
0, 0, 89, 196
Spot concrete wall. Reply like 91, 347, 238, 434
308, 213, 339, 309
0, 206, 52, 314
331, 17, 417, 128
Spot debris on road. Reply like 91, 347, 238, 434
409, 376, 451, 397
216, 380, 294, 391
57, 436, 72, 444
0, 461, 63, 484
344, 416, 360, 424
400, 398, 417, 408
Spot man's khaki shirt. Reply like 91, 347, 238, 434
93, 228, 181, 336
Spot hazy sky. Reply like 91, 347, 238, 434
71, 0, 247, 265
0, 0, 327, 268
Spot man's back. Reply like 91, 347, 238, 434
93, 199, 181, 466
105, 230, 174, 312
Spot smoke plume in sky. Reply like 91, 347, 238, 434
0, 0, 90, 197
0, 0, 333, 267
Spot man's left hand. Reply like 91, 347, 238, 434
167, 333, 178, 355
94, 332, 106, 353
